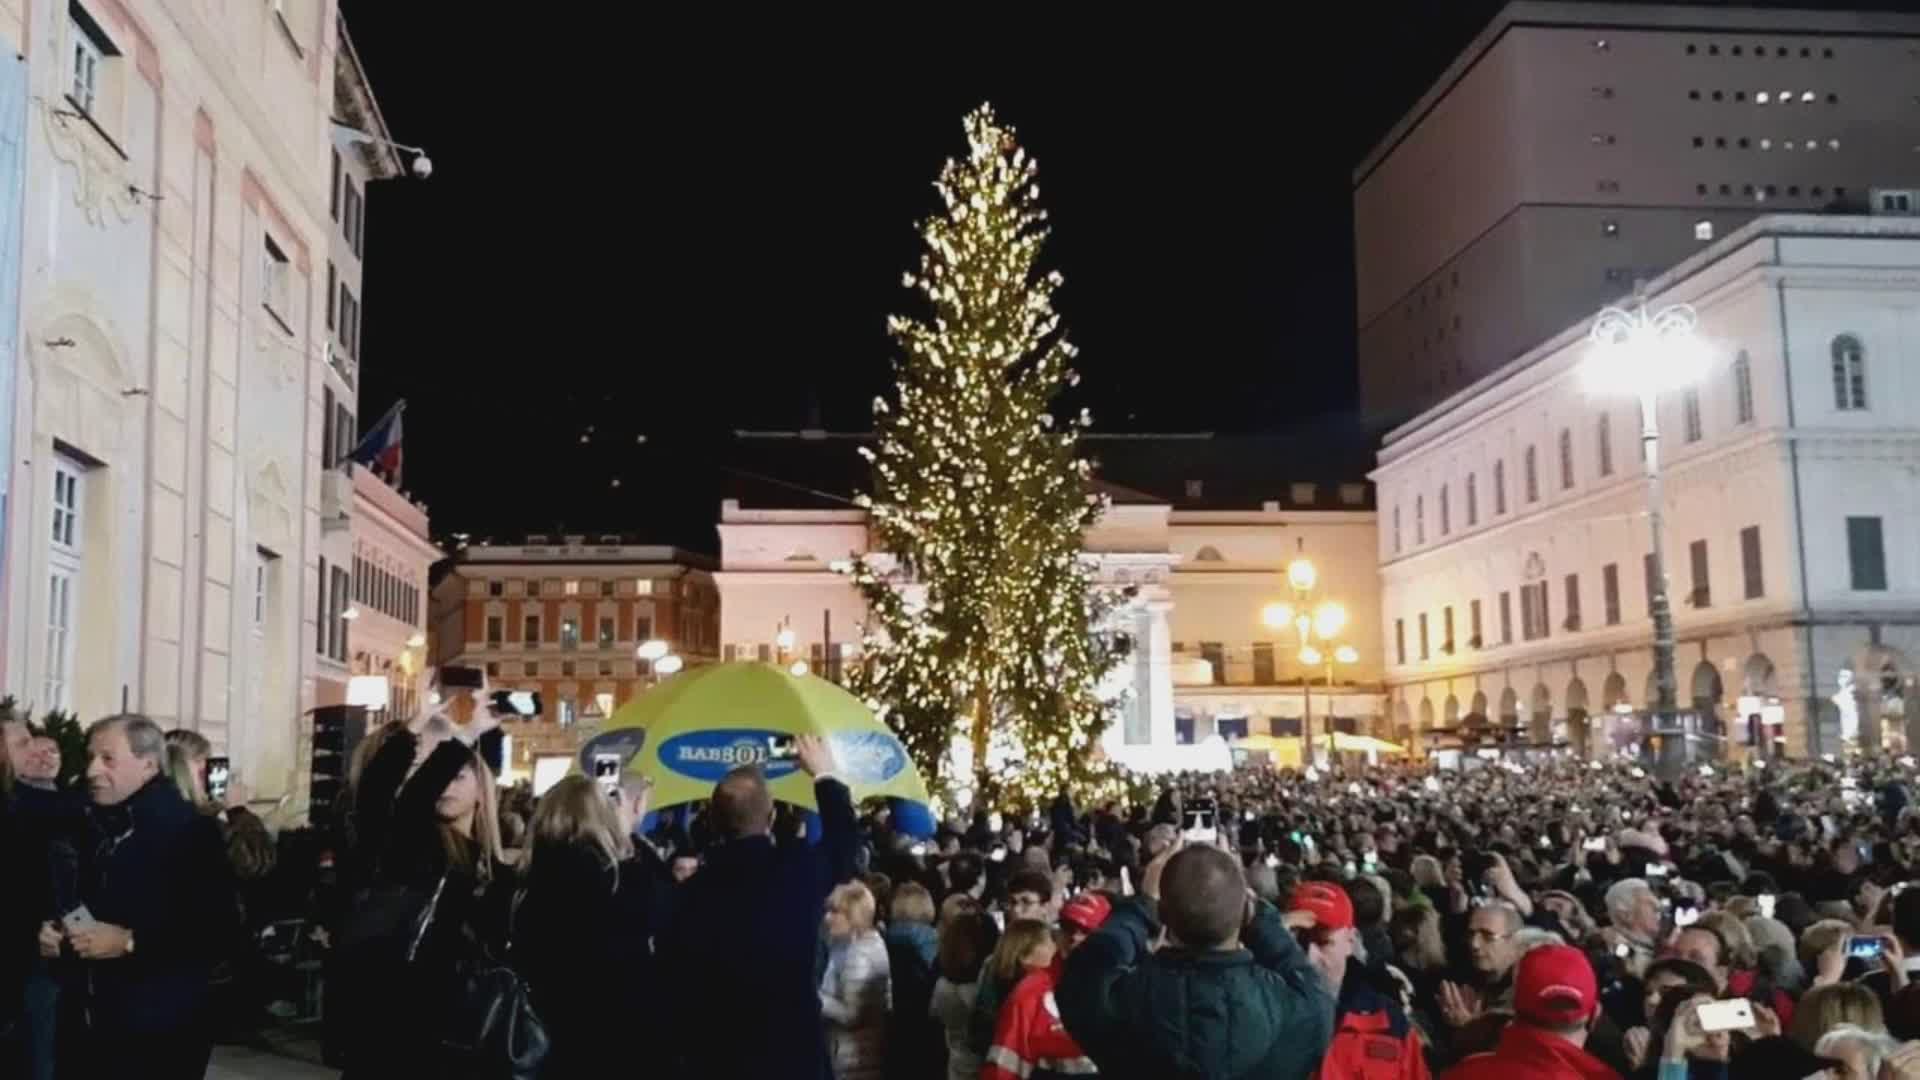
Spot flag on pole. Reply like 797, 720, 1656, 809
350, 400, 404, 484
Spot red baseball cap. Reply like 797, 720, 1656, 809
1515, 944, 1598, 1026
1060, 892, 1112, 933
1288, 881, 1355, 931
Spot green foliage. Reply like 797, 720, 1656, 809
844, 104, 1133, 807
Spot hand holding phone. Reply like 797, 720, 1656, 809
60, 905, 96, 935
1847, 934, 1887, 961
1695, 998, 1756, 1033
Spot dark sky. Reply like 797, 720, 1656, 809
332, 4, 1659, 551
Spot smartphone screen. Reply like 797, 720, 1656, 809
767, 735, 799, 761
1847, 935, 1886, 960
1584, 838, 1608, 852
205, 757, 231, 803
1696, 999, 1755, 1033
1758, 894, 1777, 919
491, 690, 541, 717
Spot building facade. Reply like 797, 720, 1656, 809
0, 1, 390, 806
349, 464, 436, 721
1355, 1, 1920, 425
714, 434, 1385, 771
429, 538, 720, 780
1375, 214, 1920, 761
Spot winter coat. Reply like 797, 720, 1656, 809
656, 776, 859, 1080
984, 966, 1096, 1080
930, 977, 984, 1080
821, 929, 891, 1080
884, 921, 943, 1080
56, 774, 236, 1037
1317, 960, 1432, 1080
1441, 1024, 1617, 1080
1055, 896, 1335, 1080
514, 841, 671, 1079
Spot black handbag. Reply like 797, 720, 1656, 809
416, 875, 551, 1080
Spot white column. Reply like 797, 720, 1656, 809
1144, 598, 1175, 747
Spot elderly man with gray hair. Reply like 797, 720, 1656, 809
34, 714, 234, 1080
1605, 877, 1664, 976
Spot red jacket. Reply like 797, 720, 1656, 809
983, 967, 1096, 1080
1442, 1024, 1617, 1080
1316, 973, 1430, 1080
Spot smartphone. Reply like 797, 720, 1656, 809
1647, 863, 1670, 878
1759, 893, 1777, 919
1183, 801, 1218, 844
1696, 999, 1756, 1033
205, 756, 231, 803
491, 690, 541, 717
592, 753, 623, 784
766, 735, 799, 762
1847, 935, 1886, 960
439, 665, 484, 690
909, 842, 928, 857
1344, 861, 1359, 877
1675, 906, 1701, 928
1537, 835, 1552, 849
1584, 837, 1608, 852
991, 911, 1005, 930
1265, 854, 1281, 869
60, 905, 95, 934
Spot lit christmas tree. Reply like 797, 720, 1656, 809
846, 104, 1134, 809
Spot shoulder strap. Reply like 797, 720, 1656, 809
405, 873, 449, 964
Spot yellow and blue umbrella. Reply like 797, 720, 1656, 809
577, 661, 933, 833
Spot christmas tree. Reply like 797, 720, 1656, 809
846, 104, 1133, 809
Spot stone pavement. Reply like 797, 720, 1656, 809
206, 1045, 339, 1079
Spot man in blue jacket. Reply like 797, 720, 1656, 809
658, 733, 858, 1080
1057, 841, 1335, 1080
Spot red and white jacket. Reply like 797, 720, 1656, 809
983, 967, 1098, 1080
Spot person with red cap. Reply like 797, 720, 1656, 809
1442, 944, 1616, 1080
1297, 881, 1432, 1080
983, 892, 1112, 1080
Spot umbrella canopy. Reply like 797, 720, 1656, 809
1328, 732, 1407, 754
578, 662, 932, 822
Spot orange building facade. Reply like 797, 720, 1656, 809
429, 536, 719, 780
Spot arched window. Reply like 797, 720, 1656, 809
1832, 334, 1867, 410
1193, 545, 1225, 562
1732, 349, 1754, 424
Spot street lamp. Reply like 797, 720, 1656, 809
1586, 298, 1711, 778
1261, 552, 1357, 762
654, 654, 684, 676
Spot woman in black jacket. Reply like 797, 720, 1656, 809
339, 703, 512, 1080
514, 773, 671, 1078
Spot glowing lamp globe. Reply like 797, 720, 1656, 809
1584, 302, 1712, 397
1286, 558, 1317, 592
1334, 645, 1360, 665
1313, 601, 1348, 640
637, 639, 670, 662
654, 654, 684, 676
1261, 602, 1295, 631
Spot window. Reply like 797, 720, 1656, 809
44, 569, 74, 710
1682, 388, 1703, 442
1394, 619, 1406, 665
1392, 505, 1402, 554
1848, 517, 1887, 591
1602, 563, 1621, 625
1689, 539, 1711, 607
1415, 495, 1425, 544
1339, 483, 1366, 506
1564, 573, 1581, 631
563, 580, 580, 597
1740, 525, 1764, 598
68, 8, 109, 118
488, 580, 503, 598
1498, 591, 1513, 645
635, 615, 653, 643
1832, 334, 1867, 410
51, 458, 82, 551
262, 236, 291, 325
1733, 350, 1754, 424
325, 263, 336, 331
559, 618, 579, 650
330, 148, 341, 221
1524, 446, 1539, 503
253, 549, 274, 631
1602, 219, 1620, 237
1597, 415, 1614, 477
1695, 220, 1715, 241
523, 614, 540, 645
342, 181, 364, 258
338, 286, 360, 356
1439, 485, 1450, 536
600, 580, 616, 597
1468, 600, 1483, 648
45, 453, 86, 709
1290, 482, 1317, 505
597, 617, 615, 648
485, 662, 499, 678
560, 661, 575, 678
1520, 582, 1550, 641
523, 660, 540, 678
1465, 473, 1478, 526
1418, 614, 1429, 660
1559, 428, 1574, 489
1493, 460, 1507, 514
1252, 643, 1275, 684
1200, 642, 1226, 685
486, 615, 503, 646
328, 564, 350, 662
1442, 606, 1455, 652
558, 699, 577, 727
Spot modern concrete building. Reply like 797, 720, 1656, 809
713, 433, 1385, 771
1374, 213, 1920, 761
1354, 1, 1920, 426
429, 538, 720, 781
0, 1, 393, 806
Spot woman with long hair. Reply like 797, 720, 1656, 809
513, 773, 669, 1079
930, 907, 998, 1080
336, 684, 511, 1080
163, 728, 216, 814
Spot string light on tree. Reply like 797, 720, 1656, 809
841, 103, 1134, 809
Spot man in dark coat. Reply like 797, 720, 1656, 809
658, 733, 858, 1080
41, 714, 234, 1080
1056, 842, 1334, 1080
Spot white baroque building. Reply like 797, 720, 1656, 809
1375, 213, 1920, 760
715, 434, 1384, 770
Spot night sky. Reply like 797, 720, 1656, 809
334, 2, 1885, 553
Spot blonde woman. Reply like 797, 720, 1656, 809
337, 685, 508, 1080
516, 774, 667, 1078
821, 880, 891, 1080
163, 728, 217, 814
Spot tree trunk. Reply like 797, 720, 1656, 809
971, 681, 992, 793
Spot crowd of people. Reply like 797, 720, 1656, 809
12, 687, 1920, 1080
